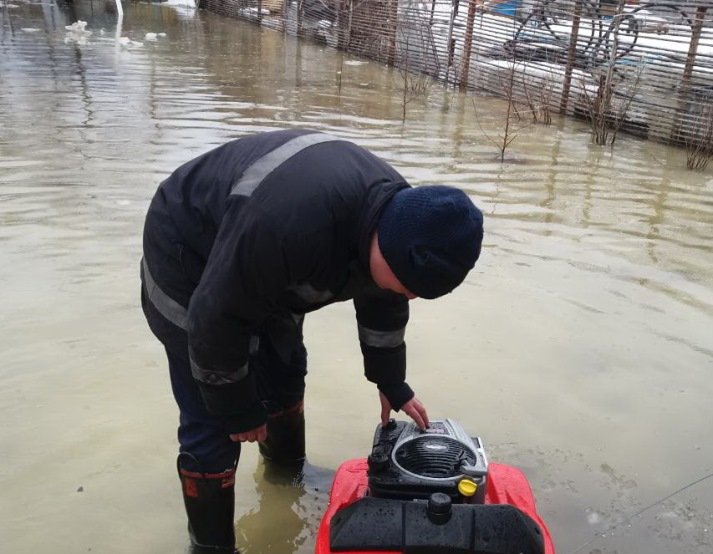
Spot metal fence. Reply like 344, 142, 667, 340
198, 0, 713, 148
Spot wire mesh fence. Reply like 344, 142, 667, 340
198, 0, 713, 152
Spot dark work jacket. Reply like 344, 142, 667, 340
141, 129, 412, 433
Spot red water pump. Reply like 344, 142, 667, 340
315, 419, 555, 554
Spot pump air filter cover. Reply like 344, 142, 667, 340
394, 433, 478, 479
367, 418, 488, 503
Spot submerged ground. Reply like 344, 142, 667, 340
1, 1, 712, 553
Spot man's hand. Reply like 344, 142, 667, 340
230, 423, 267, 443
379, 391, 430, 430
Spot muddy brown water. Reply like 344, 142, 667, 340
1, 1, 712, 553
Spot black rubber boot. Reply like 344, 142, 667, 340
258, 401, 306, 465
177, 454, 238, 554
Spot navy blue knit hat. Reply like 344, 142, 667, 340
377, 185, 483, 299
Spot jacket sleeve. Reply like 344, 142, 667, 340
187, 208, 288, 434
354, 291, 414, 410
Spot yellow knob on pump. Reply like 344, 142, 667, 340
458, 478, 478, 498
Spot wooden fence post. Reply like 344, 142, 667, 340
671, 6, 707, 141
387, 0, 399, 66
459, 0, 478, 91
560, 0, 583, 114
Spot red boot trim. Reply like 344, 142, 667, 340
179, 467, 236, 492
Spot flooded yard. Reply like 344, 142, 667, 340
1, 1, 712, 553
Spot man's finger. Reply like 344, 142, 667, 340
229, 424, 267, 443
408, 398, 430, 429
381, 403, 390, 426
404, 406, 416, 424
379, 391, 391, 426
417, 403, 430, 428
405, 404, 426, 430
412, 401, 430, 430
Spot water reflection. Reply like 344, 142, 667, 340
1, 1, 712, 554
236, 461, 333, 554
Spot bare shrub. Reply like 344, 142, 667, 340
579, 58, 644, 147
473, 63, 532, 163
685, 106, 713, 171
577, 1, 646, 147
397, 35, 434, 123
522, 70, 555, 126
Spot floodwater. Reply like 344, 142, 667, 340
1, 1, 712, 553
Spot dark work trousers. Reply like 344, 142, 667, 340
141, 272, 308, 474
